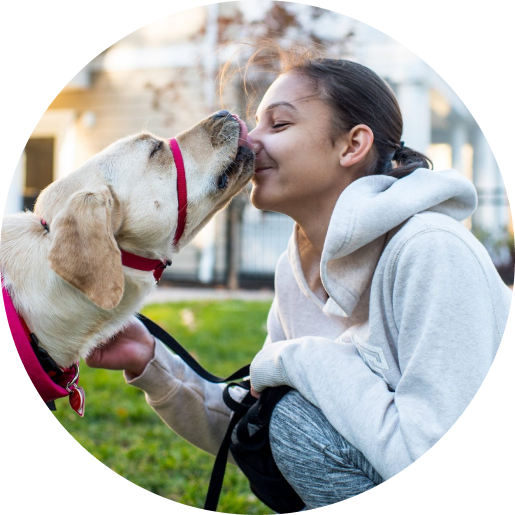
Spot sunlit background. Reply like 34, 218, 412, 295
5, 1, 513, 285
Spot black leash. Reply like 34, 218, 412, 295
136, 313, 250, 383
135, 313, 251, 511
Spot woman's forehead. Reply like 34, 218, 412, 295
256, 73, 322, 119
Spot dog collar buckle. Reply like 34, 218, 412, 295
154, 259, 172, 284
66, 363, 86, 417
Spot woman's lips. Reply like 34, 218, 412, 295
254, 167, 272, 174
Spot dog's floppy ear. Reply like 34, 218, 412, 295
48, 185, 124, 310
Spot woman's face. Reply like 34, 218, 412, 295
248, 72, 351, 218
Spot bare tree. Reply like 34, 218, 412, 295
145, 2, 354, 288
219, 2, 354, 289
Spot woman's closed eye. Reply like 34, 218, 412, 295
271, 122, 290, 129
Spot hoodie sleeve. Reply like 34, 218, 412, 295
250, 229, 505, 480
125, 338, 246, 459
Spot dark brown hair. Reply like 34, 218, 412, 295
221, 41, 432, 179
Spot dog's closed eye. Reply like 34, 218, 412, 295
218, 172, 229, 190
150, 141, 163, 157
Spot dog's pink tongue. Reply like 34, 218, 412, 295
231, 114, 251, 148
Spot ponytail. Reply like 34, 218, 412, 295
384, 141, 433, 179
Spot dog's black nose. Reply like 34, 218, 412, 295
213, 110, 231, 119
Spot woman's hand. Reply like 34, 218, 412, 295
86, 316, 156, 378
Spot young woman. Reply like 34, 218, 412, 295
87, 55, 512, 509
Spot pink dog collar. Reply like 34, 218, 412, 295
2, 280, 85, 416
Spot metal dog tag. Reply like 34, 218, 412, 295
69, 386, 86, 417
65, 363, 85, 417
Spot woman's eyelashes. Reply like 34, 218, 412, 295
271, 122, 290, 129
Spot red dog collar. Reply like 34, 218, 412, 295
169, 138, 187, 245
120, 251, 170, 282
119, 138, 187, 281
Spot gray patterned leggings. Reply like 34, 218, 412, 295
269, 390, 383, 510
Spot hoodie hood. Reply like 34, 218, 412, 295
289, 168, 478, 318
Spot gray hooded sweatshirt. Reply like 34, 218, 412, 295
127, 168, 512, 479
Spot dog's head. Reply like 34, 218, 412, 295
34, 112, 254, 310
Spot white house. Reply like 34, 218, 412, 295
5, 2, 512, 285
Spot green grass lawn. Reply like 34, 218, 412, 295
53, 300, 273, 514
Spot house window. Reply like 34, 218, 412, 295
24, 138, 54, 211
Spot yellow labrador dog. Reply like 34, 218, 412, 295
1, 111, 253, 412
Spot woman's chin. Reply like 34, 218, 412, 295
250, 174, 288, 213
250, 188, 266, 210
250, 182, 273, 211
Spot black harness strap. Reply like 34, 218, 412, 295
28, 332, 63, 412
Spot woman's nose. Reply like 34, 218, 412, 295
247, 128, 261, 152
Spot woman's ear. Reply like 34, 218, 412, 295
338, 124, 375, 168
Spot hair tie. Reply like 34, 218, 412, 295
392, 141, 405, 161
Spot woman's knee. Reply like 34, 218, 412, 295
269, 390, 383, 483
269, 390, 336, 467
268, 390, 382, 509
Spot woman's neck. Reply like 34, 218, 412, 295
296, 216, 330, 255
289, 168, 362, 253
291, 190, 341, 255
